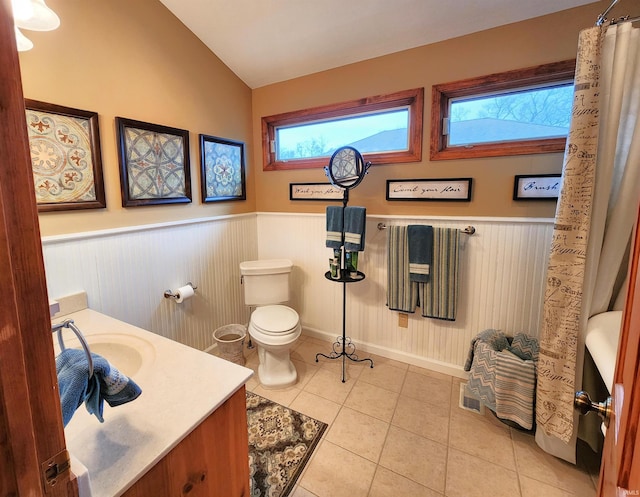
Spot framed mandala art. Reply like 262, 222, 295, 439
116, 117, 191, 207
24, 100, 106, 212
199, 134, 246, 202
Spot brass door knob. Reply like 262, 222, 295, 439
574, 390, 612, 428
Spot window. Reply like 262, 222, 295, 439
430, 60, 576, 160
262, 88, 423, 170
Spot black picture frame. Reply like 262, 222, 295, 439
199, 134, 246, 202
116, 117, 191, 207
289, 182, 344, 201
513, 174, 561, 200
386, 178, 473, 201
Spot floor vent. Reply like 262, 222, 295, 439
459, 382, 485, 415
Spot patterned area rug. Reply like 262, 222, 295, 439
247, 391, 327, 497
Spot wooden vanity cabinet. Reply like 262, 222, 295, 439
122, 386, 249, 497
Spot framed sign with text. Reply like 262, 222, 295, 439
513, 174, 561, 200
289, 182, 344, 201
386, 178, 473, 201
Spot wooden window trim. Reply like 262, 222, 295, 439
262, 88, 424, 171
430, 60, 576, 161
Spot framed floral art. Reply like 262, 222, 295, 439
199, 134, 246, 202
24, 99, 106, 212
116, 117, 192, 207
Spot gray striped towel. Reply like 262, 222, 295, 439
418, 227, 460, 321
386, 225, 418, 313
495, 349, 536, 430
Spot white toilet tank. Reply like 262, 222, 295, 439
240, 259, 293, 306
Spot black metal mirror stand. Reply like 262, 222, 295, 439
315, 147, 374, 382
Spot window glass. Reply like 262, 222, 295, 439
262, 88, 423, 170
430, 60, 575, 160
276, 109, 409, 160
448, 83, 573, 146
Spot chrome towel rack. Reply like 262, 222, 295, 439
52, 319, 94, 378
376, 223, 476, 235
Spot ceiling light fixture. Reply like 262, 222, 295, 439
11, 0, 60, 52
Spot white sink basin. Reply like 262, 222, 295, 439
54, 330, 155, 378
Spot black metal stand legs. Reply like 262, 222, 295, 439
314, 279, 374, 382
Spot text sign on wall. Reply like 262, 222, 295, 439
513, 174, 561, 200
386, 178, 472, 201
289, 182, 344, 201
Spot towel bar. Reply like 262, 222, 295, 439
376, 223, 476, 235
52, 319, 94, 378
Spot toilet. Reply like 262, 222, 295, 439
240, 259, 301, 389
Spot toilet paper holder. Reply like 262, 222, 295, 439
164, 282, 197, 300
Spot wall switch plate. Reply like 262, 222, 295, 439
398, 313, 408, 328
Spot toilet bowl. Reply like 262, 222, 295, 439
248, 304, 301, 388
240, 259, 301, 389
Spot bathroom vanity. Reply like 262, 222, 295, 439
53, 303, 252, 497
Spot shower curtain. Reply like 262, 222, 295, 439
535, 23, 640, 463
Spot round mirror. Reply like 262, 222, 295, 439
324, 146, 369, 189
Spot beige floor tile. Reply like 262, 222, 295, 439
408, 365, 454, 383
290, 485, 318, 497
344, 381, 399, 422
358, 361, 407, 393
291, 358, 320, 389
391, 395, 449, 445
379, 426, 447, 493
252, 384, 301, 407
511, 430, 596, 495
319, 356, 367, 382
520, 475, 591, 497
401, 371, 451, 408
446, 447, 520, 497
368, 467, 442, 497
325, 407, 389, 463
300, 440, 377, 497
292, 340, 330, 365
365, 353, 410, 371
448, 407, 515, 470
303, 367, 356, 404
289, 390, 341, 426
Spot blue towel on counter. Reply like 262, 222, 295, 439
325, 206, 343, 249
408, 225, 433, 283
344, 206, 366, 251
56, 348, 142, 426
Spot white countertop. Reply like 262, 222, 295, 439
53, 308, 253, 497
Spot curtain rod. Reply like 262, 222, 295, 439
610, 14, 640, 24
597, 0, 622, 26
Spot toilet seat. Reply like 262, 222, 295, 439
250, 305, 299, 336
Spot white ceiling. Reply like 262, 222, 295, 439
159, 0, 599, 89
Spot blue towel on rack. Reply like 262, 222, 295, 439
325, 206, 343, 249
56, 348, 142, 426
418, 227, 460, 321
344, 206, 366, 251
408, 225, 433, 283
386, 225, 418, 313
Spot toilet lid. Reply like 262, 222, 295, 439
251, 305, 299, 335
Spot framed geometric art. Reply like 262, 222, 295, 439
116, 117, 191, 207
199, 134, 246, 202
24, 99, 106, 212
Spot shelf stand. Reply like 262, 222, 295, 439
315, 187, 373, 382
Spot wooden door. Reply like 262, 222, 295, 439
598, 201, 640, 496
0, 1, 73, 495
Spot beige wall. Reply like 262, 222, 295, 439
19, 0, 254, 237
252, 2, 604, 218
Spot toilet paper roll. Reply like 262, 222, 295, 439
174, 284, 194, 303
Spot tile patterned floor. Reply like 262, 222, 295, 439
235, 335, 600, 497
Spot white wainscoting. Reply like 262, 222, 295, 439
257, 212, 554, 377
42, 214, 258, 351
42, 211, 553, 376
